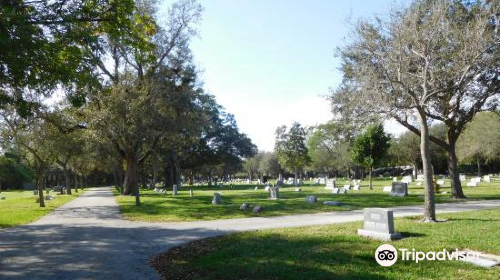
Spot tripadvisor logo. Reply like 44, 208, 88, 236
375, 244, 482, 267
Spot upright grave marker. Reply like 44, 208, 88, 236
358, 208, 402, 241
390, 182, 408, 197
212, 192, 221, 205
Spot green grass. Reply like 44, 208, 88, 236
0, 190, 82, 228
151, 208, 500, 280
115, 178, 500, 222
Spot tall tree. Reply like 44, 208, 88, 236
331, 0, 500, 221
87, 0, 203, 205
350, 124, 391, 189
275, 122, 311, 185
332, 0, 500, 201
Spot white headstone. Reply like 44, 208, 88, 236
467, 181, 478, 187
325, 179, 335, 189
383, 186, 392, 192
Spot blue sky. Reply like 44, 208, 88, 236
161, 0, 411, 151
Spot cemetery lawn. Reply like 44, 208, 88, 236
151, 208, 500, 280
0, 190, 82, 228
114, 179, 500, 222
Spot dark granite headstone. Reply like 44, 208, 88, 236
390, 182, 408, 197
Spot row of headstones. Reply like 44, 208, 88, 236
324, 179, 361, 191
154, 185, 195, 197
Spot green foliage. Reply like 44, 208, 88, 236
457, 112, 500, 163
258, 152, 280, 177
350, 124, 390, 170
0, 0, 138, 116
307, 123, 352, 175
0, 154, 32, 189
275, 122, 311, 175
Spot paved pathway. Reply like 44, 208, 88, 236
1, 187, 499, 280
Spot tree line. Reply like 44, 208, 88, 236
0, 0, 256, 207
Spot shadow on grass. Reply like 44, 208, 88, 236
151, 233, 389, 280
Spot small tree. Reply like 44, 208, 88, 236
350, 124, 390, 190
275, 122, 311, 185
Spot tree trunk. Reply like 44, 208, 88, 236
37, 168, 45, 207
477, 156, 481, 177
418, 112, 436, 222
150, 165, 157, 189
446, 139, 465, 199
123, 153, 140, 207
64, 168, 72, 195
369, 166, 373, 190
74, 173, 79, 193
294, 168, 298, 186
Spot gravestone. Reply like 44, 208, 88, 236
189, 189, 193, 197
382, 186, 392, 192
416, 182, 422, 186
332, 187, 340, 194
459, 174, 466, 181
417, 174, 425, 181
390, 182, 408, 197
436, 180, 445, 185
240, 203, 250, 210
323, 201, 342, 206
358, 208, 401, 241
295, 188, 301, 192
305, 195, 317, 203
276, 180, 284, 186
325, 179, 335, 189
264, 185, 270, 191
401, 176, 412, 183
353, 185, 360, 191
60, 187, 66, 195
252, 205, 262, 213
319, 178, 326, 185
269, 186, 279, 200
154, 188, 159, 192
339, 188, 347, 194
254, 186, 259, 190
483, 175, 491, 183
212, 192, 221, 205
343, 184, 351, 190
393, 177, 398, 182
33, 190, 39, 195
45, 195, 55, 200
467, 181, 478, 187
172, 184, 178, 196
